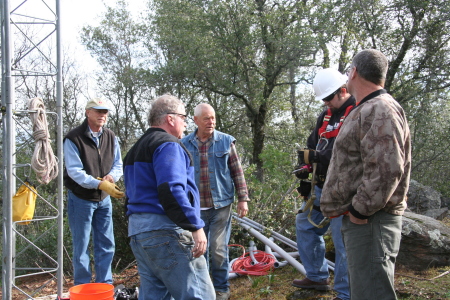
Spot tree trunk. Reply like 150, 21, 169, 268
250, 102, 267, 181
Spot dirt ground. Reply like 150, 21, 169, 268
0, 265, 140, 300
1, 263, 449, 300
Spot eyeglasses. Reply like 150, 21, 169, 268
322, 88, 340, 102
167, 112, 187, 120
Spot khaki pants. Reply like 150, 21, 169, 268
342, 210, 402, 300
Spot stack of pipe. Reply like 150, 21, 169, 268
231, 213, 335, 273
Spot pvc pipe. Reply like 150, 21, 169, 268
228, 257, 241, 279
234, 215, 335, 270
271, 251, 300, 259
265, 238, 287, 268
264, 238, 277, 260
234, 216, 298, 249
248, 241, 258, 265
235, 220, 307, 276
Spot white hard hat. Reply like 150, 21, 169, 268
312, 68, 348, 100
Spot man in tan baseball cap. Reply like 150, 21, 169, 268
63, 96, 122, 285
85, 97, 111, 110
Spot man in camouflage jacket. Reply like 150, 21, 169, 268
321, 49, 411, 300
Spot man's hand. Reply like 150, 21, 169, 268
236, 201, 249, 218
293, 164, 311, 179
192, 228, 207, 258
98, 180, 125, 198
100, 175, 114, 183
297, 149, 318, 165
296, 180, 311, 199
349, 211, 368, 224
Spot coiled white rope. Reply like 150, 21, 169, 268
28, 97, 58, 184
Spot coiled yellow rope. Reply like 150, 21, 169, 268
28, 97, 58, 184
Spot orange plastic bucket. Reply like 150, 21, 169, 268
69, 283, 114, 300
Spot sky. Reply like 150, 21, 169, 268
61, 0, 146, 43
7, 0, 146, 102
9, 0, 142, 72
60, 0, 146, 71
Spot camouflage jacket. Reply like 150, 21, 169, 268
320, 90, 411, 218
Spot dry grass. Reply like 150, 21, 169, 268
2, 259, 449, 299
228, 264, 450, 300
3, 216, 449, 299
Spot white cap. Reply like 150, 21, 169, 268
313, 68, 347, 100
85, 98, 111, 110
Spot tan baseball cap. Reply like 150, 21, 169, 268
85, 98, 111, 110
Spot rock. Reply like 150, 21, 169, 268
441, 196, 450, 209
33, 292, 70, 299
398, 212, 450, 270
286, 289, 334, 300
407, 180, 441, 213
422, 208, 449, 220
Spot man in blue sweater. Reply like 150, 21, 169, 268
123, 94, 215, 300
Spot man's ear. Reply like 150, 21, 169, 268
167, 114, 175, 126
340, 87, 347, 95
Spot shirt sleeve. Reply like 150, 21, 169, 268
63, 139, 101, 189
228, 142, 249, 202
108, 137, 123, 182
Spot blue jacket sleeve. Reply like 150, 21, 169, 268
153, 142, 204, 231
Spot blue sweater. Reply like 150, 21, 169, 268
123, 128, 204, 232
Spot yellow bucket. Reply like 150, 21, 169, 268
12, 182, 37, 225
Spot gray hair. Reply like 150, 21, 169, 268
194, 103, 215, 117
147, 94, 184, 126
352, 49, 388, 86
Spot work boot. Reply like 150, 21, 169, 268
216, 290, 231, 300
291, 277, 331, 291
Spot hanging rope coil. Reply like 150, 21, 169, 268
229, 244, 276, 276
28, 97, 58, 184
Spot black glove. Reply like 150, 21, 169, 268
293, 164, 311, 179
297, 149, 319, 165
296, 180, 311, 198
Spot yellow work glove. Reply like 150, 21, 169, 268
98, 180, 125, 198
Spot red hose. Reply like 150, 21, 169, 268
228, 244, 276, 276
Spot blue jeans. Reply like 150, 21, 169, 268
296, 186, 350, 300
129, 229, 215, 300
67, 190, 115, 285
342, 210, 401, 300
201, 204, 232, 293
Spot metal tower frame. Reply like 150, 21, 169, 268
1, 0, 63, 299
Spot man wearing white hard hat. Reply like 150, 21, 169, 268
291, 69, 354, 300
63, 97, 124, 285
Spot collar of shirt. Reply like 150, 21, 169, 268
195, 134, 212, 145
89, 127, 103, 147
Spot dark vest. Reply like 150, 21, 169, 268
63, 118, 116, 201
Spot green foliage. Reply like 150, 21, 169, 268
232, 144, 300, 250
111, 196, 135, 272
403, 92, 450, 196
74, 0, 450, 199
258, 285, 273, 295
248, 275, 263, 288
150, 0, 318, 177
81, 0, 154, 151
